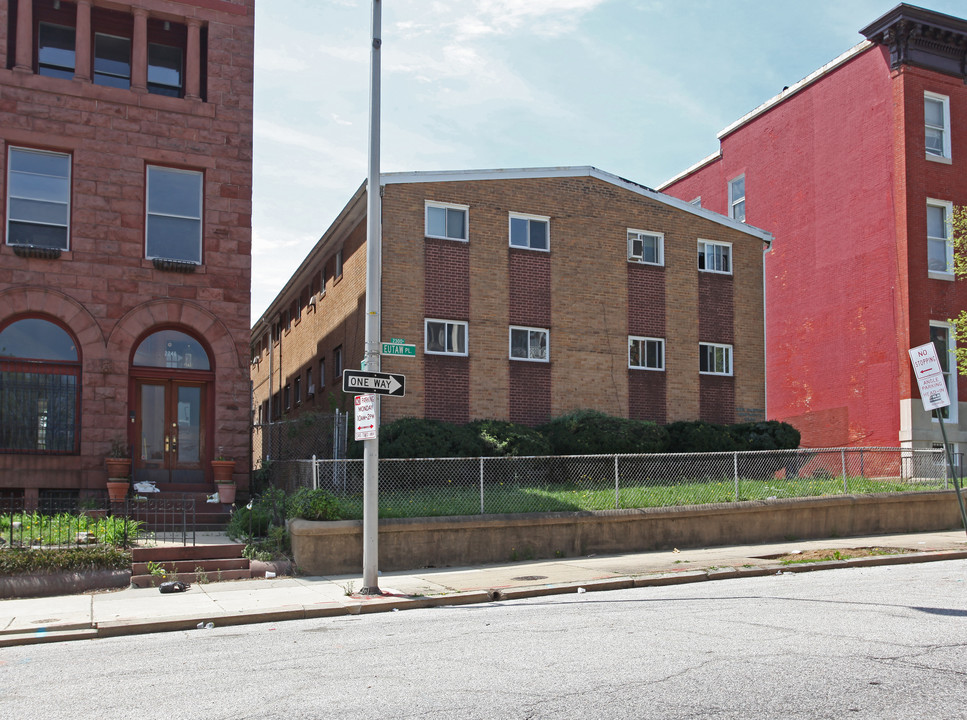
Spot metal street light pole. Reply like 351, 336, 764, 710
360, 0, 382, 595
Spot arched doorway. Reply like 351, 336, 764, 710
131, 328, 213, 485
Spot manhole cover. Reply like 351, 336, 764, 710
511, 575, 548, 581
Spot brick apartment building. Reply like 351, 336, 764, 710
659, 3, 967, 452
1, 0, 254, 504
251, 167, 772, 461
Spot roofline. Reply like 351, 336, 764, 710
251, 181, 367, 333
655, 151, 721, 192
716, 41, 874, 141
384, 165, 772, 243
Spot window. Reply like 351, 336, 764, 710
728, 176, 745, 222
94, 33, 131, 88
426, 202, 468, 241
148, 42, 183, 97
320, 268, 327, 296
334, 249, 343, 280
628, 230, 663, 265
927, 199, 953, 276
146, 165, 203, 263
509, 213, 549, 251
319, 358, 326, 388
510, 326, 548, 362
629, 337, 664, 371
925, 92, 951, 160
425, 319, 468, 356
334, 346, 343, 377
306, 368, 314, 397
698, 240, 732, 274
6, 147, 71, 250
0, 318, 81, 454
931, 323, 958, 422
133, 329, 209, 370
38, 22, 75, 79
700, 343, 732, 376
295, 376, 301, 405
283, 385, 291, 412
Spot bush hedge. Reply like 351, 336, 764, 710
0, 546, 132, 576
345, 412, 797, 459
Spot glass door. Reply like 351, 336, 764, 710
134, 380, 206, 484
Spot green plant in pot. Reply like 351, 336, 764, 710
105, 438, 131, 503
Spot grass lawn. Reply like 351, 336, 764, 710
333, 475, 947, 520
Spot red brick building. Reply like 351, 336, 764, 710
251, 167, 771, 457
1, 0, 254, 504
659, 4, 967, 452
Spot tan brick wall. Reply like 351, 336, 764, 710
253, 174, 767, 445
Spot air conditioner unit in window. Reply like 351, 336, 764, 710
307, 384, 315, 397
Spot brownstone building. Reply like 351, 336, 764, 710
251, 167, 771, 456
1, 0, 254, 504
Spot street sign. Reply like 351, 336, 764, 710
342, 369, 405, 397
381, 341, 416, 357
909, 342, 950, 411
354, 394, 377, 441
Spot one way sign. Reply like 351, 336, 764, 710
342, 369, 406, 397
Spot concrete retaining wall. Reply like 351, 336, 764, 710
290, 491, 965, 575
0, 569, 131, 599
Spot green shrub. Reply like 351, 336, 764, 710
466, 419, 552, 457
665, 421, 740, 453
350, 417, 486, 459
540, 410, 669, 455
727, 421, 801, 451
287, 487, 343, 521
0, 546, 131, 576
226, 504, 273, 541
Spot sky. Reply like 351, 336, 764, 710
251, 0, 967, 321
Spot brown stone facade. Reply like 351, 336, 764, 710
251, 169, 768, 456
1, 0, 254, 502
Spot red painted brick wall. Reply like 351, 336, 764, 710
664, 45, 906, 447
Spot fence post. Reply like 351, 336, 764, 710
734, 452, 739, 501
841, 449, 847, 493
614, 455, 620, 509
312, 454, 318, 490
479, 457, 485, 514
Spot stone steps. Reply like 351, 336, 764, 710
130, 543, 250, 588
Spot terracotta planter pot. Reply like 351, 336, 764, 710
217, 482, 237, 504
106, 480, 129, 503
105, 458, 131, 479
211, 459, 235, 483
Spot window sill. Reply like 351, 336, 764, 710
629, 366, 665, 372
510, 357, 549, 363
426, 234, 469, 243
698, 269, 733, 276
628, 258, 664, 267
509, 244, 550, 253
928, 271, 955, 281
926, 154, 952, 165
699, 372, 733, 377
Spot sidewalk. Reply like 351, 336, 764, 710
2, 529, 966, 647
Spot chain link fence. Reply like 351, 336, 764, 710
269, 447, 962, 519
251, 411, 349, 493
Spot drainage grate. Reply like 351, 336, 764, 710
511, 575, 548, 581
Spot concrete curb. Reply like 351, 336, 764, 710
4, 549, 965, 646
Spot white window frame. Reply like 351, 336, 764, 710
627, 229, 664, 266
6, 146, 71, 250
728, 175, 745, 222
145, 165, 203, 264
425, 319, 468, 356
930, 321, 958, 423
927, 198, 954, 279
334, 249, 343, 279
319, 357, 326, 389
924, 91, 951, 161
508, 212, 550, 252
698, 239, 732, 274
700, 342, 733, 376
425, 201, 468, 242
628, 336, 665, 371
509, 325, 549, 362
